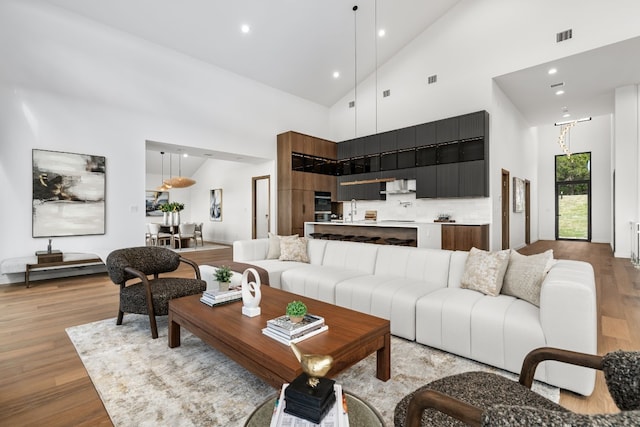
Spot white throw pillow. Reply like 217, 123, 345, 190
266, 233, 298, 259
460, 247, 510, 296
279, 237, 310, 263
501, 249, 555, 306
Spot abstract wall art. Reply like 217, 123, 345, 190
32, 149, 106, 237
210, 188, 222, 221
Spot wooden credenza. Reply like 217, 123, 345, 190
441, 224, 489, 251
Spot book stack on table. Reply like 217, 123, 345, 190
262, 314, 328, 345
199, 289, 242, 307
270, 382, 349, 427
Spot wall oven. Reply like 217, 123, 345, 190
314, 191, 331, 222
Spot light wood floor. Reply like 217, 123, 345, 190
0, 241, 637, 425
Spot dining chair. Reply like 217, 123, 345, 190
172, 223, 197, 249
194, 222, 204, 246
147, 223, 171, 247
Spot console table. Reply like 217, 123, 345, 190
24, 252, 103, 288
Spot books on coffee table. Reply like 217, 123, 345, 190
199, 289, 242, 307
270, 382, 349, 427
262, 313, 328, 345
267, 314, 325, 336
262, 325, 329, 345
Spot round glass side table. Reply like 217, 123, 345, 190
244, 390, 385, 427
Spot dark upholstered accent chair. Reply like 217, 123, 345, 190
106, 246, 206, 339
395, 347, 640, 426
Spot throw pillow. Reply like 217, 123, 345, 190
460, 247, 510, 296
279, 237, 310, 263
266, 233, 298, 259
501, 249, 555, 306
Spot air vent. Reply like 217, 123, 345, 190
428, 74, 437, 84
348, 101, 355, 108
550, 82, 565, 88
383, 89, 391, 97
556, 29, 573, 43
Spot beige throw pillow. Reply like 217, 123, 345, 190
460, 247, 510, 296
266, 233, 298, 259
501, 249, 555, 306
279, 237, 310, 263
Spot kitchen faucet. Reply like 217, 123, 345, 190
349, 199, 357, 222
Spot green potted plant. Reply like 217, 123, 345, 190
215, 265, 233, 291
286, 300, 308, 323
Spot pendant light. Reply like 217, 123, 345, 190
165, 151, 196, 188
156, 151, 172, 191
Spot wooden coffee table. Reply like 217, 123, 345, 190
168, 286, 390, 388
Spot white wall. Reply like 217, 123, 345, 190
536, 115, 613, 244
613, 86, 639, 257
0, 0, 329, 282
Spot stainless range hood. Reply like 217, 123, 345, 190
381, 179, 416, 195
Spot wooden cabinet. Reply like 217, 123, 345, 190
441, 224, 489, 251
278, 131, 336, 235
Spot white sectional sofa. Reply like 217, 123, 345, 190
232, 237, 597, 396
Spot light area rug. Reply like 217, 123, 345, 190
66, 314, 559, 427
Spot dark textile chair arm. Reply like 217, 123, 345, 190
179, 256, 202, 280
405, 347, 604, 427
518, 347, 603, 388
406, 390, 482, 427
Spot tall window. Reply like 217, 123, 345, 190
555, 152, 591, 241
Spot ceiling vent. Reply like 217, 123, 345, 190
556, 29, 573, 43
428, 74, 438, 84
383, 89, 391, 98
348, 100, 355, 108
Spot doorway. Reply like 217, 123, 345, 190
501, 169, 510, 249
252, 175, 270, 239
525, 179, 531, 244
555, 152, 591, 241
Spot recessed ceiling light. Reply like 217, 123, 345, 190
183, 153, 188, 158
241, 24, 250, 34
332, 71, 340, 79
548, 68, 558, 75
555, 90, 565, 95
378, 29, 386, 37
563, 113, 571, 118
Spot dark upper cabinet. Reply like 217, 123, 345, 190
460, 139, 484, 162
337, 141, 349, 159
459, 111, 487, 140
396, 127, 416, 150
437, 142, 460, 164
379, 131, 397, 152
437, 163, 459, 198
436, 117, 459, 143
416, 166, 437, 198
351, 137, 364, 158
416, 145, 437, 166
415, 122, 436, 147
459, 160, 487, 197
362, 134, 380, 155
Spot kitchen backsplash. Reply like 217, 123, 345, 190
342, 193, 491, 223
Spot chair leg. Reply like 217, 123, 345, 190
148, 312, 159, 339
117, 310, 124, 325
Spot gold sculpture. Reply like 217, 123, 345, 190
290, 343, 333, 388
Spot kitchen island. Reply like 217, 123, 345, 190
304, 221, 490, 250
304, 221, 441, 249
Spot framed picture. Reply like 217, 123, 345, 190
145, 190, 169, 217
32, 149, 106, 237
513, 177, 525, 213
210, 188, 222, 221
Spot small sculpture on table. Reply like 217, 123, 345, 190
241, 268, 261, 317
285, 343, 336, 423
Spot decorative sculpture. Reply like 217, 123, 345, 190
241, 268, 261, 317
290, 342, 334, 388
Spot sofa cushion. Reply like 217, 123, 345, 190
267, 233, 299, 259
280, 265, 368, 304
501, 249, 554, 306
279, 236, 309, 263
460, 247, 510, 296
